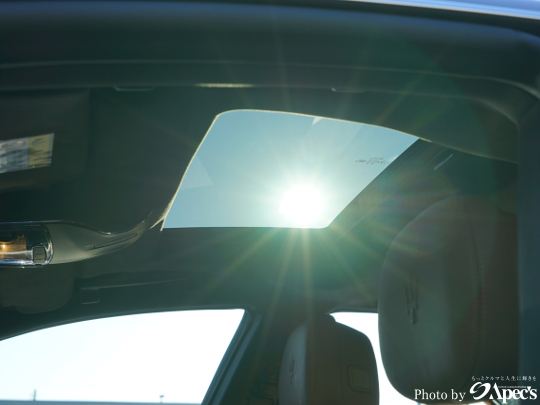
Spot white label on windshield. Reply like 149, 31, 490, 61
0, 133, 54, 174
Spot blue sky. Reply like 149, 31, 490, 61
164, 110, 417, 229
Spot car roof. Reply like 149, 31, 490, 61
0, 0, 527, 319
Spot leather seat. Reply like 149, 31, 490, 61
378, 196, 518, 403
279, 314, 379, 405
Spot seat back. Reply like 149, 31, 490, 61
279, 314, 379, 405
378, 196, 518, 403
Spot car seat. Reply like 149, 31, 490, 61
278, 314, 379, 405
378, 195, 518, 403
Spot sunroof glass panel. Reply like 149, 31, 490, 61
164, 110, 417, 229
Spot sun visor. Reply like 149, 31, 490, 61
0, 91, 89, 192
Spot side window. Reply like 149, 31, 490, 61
332, 312, 416, 405
0, 309, 245, 404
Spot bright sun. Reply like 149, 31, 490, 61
279, 186, 323, 225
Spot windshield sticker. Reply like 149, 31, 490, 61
0, 133, 54, 174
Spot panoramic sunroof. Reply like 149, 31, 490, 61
164, 110, 417, 229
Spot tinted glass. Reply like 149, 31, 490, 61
165, 110, 417, 229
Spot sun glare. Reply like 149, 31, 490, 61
279, 186, 323, 226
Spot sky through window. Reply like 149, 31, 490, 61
165, 110, 417, 229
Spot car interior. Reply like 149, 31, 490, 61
0, 1, 539, 404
